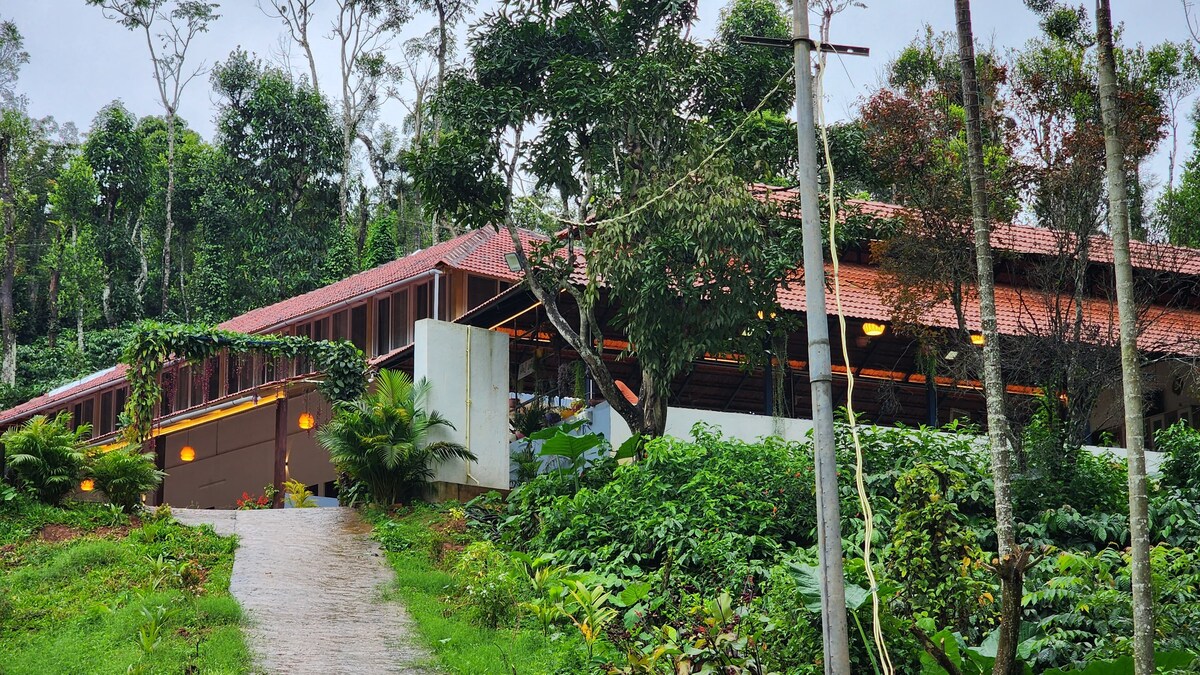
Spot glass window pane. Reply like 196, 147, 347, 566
376, 298, 391, 356
392, 290, 409, 348
351, 305, 367, 351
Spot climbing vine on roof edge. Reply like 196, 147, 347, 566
120, 321, 370, 443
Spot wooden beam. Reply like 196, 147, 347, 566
273, 395, 288, 509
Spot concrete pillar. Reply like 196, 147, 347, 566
413, 319, 510, 491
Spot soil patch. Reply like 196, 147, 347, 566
37, 523, 132, 543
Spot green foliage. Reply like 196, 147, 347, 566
0, 500, 248, 673
1014, 403, 1128, 519
317, 369, 475, 505
368, 506, 589, 674
890, 463, 991, 636
1022, 547, 1200, 669
1158, 421, 1200, 498
87, 445, 165, 513
0, 328, 133, 410
282, 478, 315, 508
453, 541, 522, 629
1, 412, 89, 505
510, 425, 814, 585
201, 48, 343, 315
120, 321, 368, 442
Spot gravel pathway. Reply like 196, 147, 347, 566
173, 507, 433, 674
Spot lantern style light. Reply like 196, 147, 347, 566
298, 412, 316, 430
80, 479, 95, 492
180, 445, 196, 462
970, 333, 985, 346
861, 322, 886, 337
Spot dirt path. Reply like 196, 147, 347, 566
173, 507, 433, 674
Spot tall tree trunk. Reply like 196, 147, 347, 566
132, 212, 148, 314
1096, 2, 1155, 672
160, 109, 177, 314
435, 0, 448, 132
357, 184, 369, 258
0, 132, 15, 386
638, 370, 668, 437
339, 56, 353, 236
953, 4, 1024, 672
47, 267, 60, 350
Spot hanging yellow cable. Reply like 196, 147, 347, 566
813, 35, 894, 674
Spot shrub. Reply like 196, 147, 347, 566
1023, 546, 1200, 670
1014, 403, 1127, 518
317, 369, 476, 505
453, 540, 521, 628
283, 479, 315, 507
888, 462, 992, 637
88, 445, 165, 513
1158, 421, 1200, 497
513, 425, 815, 586
1, 412, 89, 505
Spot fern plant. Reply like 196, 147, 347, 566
89, 445, 165, 513
316, 369, 475, 505
1, 412, 89, 505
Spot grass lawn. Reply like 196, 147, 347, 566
368, 505, 587, 675
0, 498, 250, 674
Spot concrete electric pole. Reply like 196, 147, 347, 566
743, 2, 868, 671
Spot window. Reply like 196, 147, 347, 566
467, 275, 501, 311
260, 355, 278, 386
100, 391, 114, 435
294, 325, 312, 374
415, 283, 431, 322
391, 289, 409, 348
72, 402, 84, 431
175, 367, 191, 412
115, 387, 127, 423
438, 275, 451, 320
81, 398, 94, 432
332, 310, 349, 342
351, 304, 367, 351
161, 371, 176, 416
227, 355, 255, 395
376, 297, 391, 356
191, 362, 211, 406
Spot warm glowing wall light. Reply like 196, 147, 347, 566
80, 479, 95, 492
861, 322, 886, 337
298, 412, 316, 430
180, 446, 196, 462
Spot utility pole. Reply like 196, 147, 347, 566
741, 4, 866, 670
793, 0, 851, 670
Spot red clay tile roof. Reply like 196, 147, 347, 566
1, 227, 546, 426
776, 262, 1200, 356
0, 365, 130, 427
753, 185, 1200, 275
219, 227, 545, 333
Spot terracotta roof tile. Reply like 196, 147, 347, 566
0, 365, 130, 426
219, 228, 543, 334
1, 227, 546, 426
753, 185, 1200, 275
778, 262, 1200, 356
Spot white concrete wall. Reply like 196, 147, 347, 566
591, 402, 814, 448
591, 402, 1163, 475
414, 319, 510, 490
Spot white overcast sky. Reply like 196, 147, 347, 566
4, 0, 1197, 199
